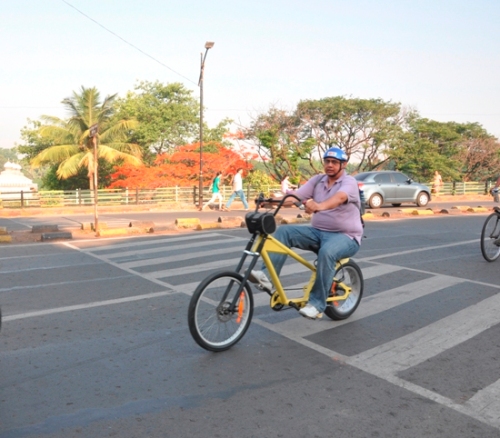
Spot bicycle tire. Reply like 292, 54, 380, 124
188, 271, 253, 352
480, 212, 500, 262
324, 260, 364, 321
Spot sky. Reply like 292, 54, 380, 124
1, 0, 500, 150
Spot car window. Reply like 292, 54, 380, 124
393, 173, 409, 184
373, 173, 392, 184
354, 173, 370, 181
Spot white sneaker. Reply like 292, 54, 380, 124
299, 304, 323, 320
248, 270, 272, 292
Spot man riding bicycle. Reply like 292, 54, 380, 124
249, 146, 364, 320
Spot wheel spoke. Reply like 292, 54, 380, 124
188, 272, 253, 352
481, 213, 500, 262
324, 261, 363, 321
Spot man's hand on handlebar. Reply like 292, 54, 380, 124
254, 193, 302, 213
303, 198, 319, 214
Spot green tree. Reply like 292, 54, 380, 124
41, 160, 115, 190
453, 123, 500, 181
0, 147, 18, 170
244, 168, 278, 197
18, 119, 60, 186
30, 86, 141, 190
243, 107, 316, 183
387, 117, 498, 182
116, 81, 200, 162
17, 119, 53, 161
297, 96, 405, 172
204, 118, 233, 145
244, 98, 406, 179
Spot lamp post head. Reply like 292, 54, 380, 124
205, 41, 215, 49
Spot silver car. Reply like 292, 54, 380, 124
354, 171, 431, 209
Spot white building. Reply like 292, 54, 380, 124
0, 162, 37, 199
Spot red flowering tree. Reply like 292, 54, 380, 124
109, 142, 255, 189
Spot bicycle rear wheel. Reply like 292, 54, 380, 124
480, 212, 500, 262
324, 260, 363, 321
188, 271, 253, 352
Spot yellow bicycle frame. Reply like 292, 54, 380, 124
251, 234, 352, 310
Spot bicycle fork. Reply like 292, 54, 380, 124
220, 233, 266, 315
328, 261, 352, 304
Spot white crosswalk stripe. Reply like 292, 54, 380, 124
351, 288, 500, 373
72, 233, 500, 430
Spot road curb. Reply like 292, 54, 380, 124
218, 216, 244, 223
32, 224, 59, 233
81, 222, 109, 231
467, 207, 489, 213
439, 209, 456, 214
3, 203, 497, 244
411, 209, 434, 215
175, 218, 201, 228
399, 208, 417, 214
153, 224, 178, 232
129, 220, 155, 230
196, 222, 221, 230
41, 231, 73, 241
97, 227, 143, 237
451, 205, 472, 211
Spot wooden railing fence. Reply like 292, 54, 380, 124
0, 181, 496, 209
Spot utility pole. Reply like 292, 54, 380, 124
89, 124, 99, 236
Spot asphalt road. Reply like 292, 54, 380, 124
1, 213, 500, 437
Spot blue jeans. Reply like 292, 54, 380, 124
261, 225, 359, 312
225, 190, 249, 209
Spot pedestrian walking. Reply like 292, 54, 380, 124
202, 171, 223, 210
491, 175, 500, 202
223, 168, 249, 211
280, 175, 296, 195
432, 171, 443, 196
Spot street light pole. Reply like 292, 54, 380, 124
198, 41, 214, 210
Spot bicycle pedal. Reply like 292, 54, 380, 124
256, 284, 273, 295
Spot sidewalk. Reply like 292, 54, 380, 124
0, 200, 303, 244
0, 194, 493, 217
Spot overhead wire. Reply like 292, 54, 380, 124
61, 0, 197, 85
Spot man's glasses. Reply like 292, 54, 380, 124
323, 159, 341, 165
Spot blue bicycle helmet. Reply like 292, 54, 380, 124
323, 146, 348, 162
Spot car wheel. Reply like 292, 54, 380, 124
416, 191, 429, 207
369, 194, 383, 208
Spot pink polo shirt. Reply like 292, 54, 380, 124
291, 173, 363, 244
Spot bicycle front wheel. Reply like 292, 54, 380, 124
481, 212, 500, 262
324, 260, 363, 321
188, 271, 253, 352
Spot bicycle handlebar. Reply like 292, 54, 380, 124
253, 193, 303, 216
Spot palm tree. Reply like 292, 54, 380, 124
31, 86, 142, 190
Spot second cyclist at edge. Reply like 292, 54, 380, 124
249, 146, 364, 320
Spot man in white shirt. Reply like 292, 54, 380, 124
223, 168, 249, 210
